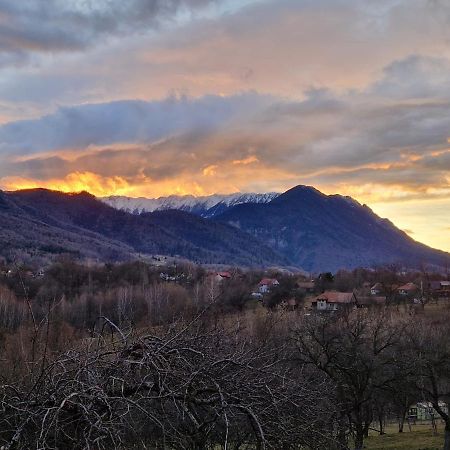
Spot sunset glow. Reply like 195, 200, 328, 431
0, 0, 449, 252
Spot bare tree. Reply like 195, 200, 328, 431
0, 315, 338, 449
408, 316, 450, 450
293, 309, 410, 450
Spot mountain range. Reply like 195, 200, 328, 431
103, 192, 279, 217
0, 189, 284, 267
1, 186, 448, 272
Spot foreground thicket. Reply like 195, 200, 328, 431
0, 314, 338, 449
0, 260, 448, 449
0, 308, 448, 449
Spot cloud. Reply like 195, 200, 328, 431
2, 0, 450, 117
371, 55, 450, 99
202, 164, 218, 176
0, 0, 213, 60
0, 92, 274, 154
233, 155, 259, 165
2, 171, 130, 196
1, 52, 450, 205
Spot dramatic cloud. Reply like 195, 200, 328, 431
3, 0, 450, 116
0, 0, 212, 59
2, 60, 450, 204
0, 93, 273, 154
0, 0, 449, 250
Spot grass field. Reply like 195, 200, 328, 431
363, 422, 444, 450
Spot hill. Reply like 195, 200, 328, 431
0, 189, 285, 266
215, 185, 449, 272
2, 186, 448, 272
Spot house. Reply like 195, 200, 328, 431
357, 296, 386, 308
160, 272, 183, 282
215, 272, 232, 283
297, 280, 316, 293
398, 282, 418, 296
258, 278, 279, 294
280, 298, 298, 310
311, 291, 357, 312
370, 282, 383, 296
408, 402, 448, 421
429, 280, 450, 296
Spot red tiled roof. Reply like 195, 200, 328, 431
217, 272, 232, 278
259, 278, 279, 286
398, 282, 417, 291
313, 291, 355, 304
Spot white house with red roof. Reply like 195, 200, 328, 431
312, 291, 357, 311
397, 282, 418, 296
215, 271, 232, 283
258, 278, 279, 294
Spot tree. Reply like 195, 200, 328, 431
0, 316, 338, 449
408, 316, 450, 450
293, 310, 409, 450
316, 272, 335, 292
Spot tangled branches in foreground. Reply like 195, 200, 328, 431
0, 316, 337, 449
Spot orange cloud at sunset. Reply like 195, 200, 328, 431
233, 155, 259, 165
0, 171, 198, 198
0, 156, 296, 199
1, 172, 132, 197
202, 165, 219, 177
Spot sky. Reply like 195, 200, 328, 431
0, 0, 449, 252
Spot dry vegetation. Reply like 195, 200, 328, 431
0, 259, 448, 449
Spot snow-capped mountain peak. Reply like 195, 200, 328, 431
101, 192, 280, 217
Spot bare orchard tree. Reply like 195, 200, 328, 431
407, 315, 450, 450
292, 309, 411, 450
0, 315, 338, 449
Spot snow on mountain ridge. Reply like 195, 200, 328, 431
101, 192, 280, 217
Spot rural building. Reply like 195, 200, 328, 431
311, 291, 357, 312
429, 280, 450, 297
258, 278, 279, 294
297, 280, 316, 293
280, 298, 299, 310
370, 282, 383, 295
408, 402, 448, 421
215, 272, 232, 283
398, 282, 418, 296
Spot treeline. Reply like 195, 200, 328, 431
1, 259, 447, 335
0, 259, 292, 333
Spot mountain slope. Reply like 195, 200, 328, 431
102, 192, 279, 217
0, 191, 134, 262
2, 186, 447, 272
215, 185, 449, 272
1, 189, 285, 266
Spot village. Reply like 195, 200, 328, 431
2, 258, 450, 313
208, 269, 450, 312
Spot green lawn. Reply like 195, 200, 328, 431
364, 422, 444, 450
